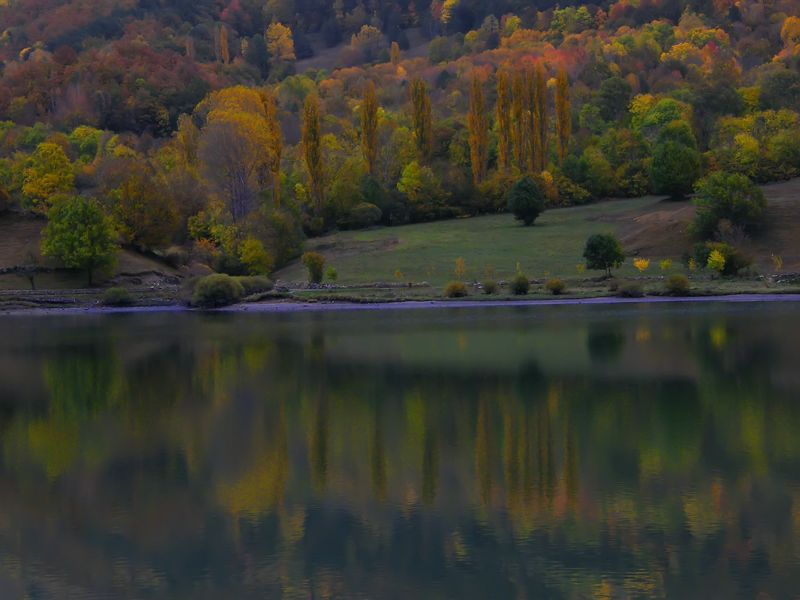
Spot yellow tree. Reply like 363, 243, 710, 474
531, 63, 548, 173
219, 24, 231, 64
468, 74, 489, 184
23, 142, 75, 214
410, 78, 433, 163
496, 71, 512, 173
259, 89, 283, 208
302, 94, 325, 215
511, 70, 529, 170
555, 68, 571, 164
266, 22, 296, 64
390, 41, 401, 65
361, 81, 379, 176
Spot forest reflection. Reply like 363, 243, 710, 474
0, 304, 798, 599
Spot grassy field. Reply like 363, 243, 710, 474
275, 196, 677, 285
275, 179, 800, 287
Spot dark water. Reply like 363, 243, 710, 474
0, 303, 799, 599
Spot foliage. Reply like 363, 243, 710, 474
692, 172, 767, 239
707, 249, 726, 274
633, 257, 650, 272
192, 274, 245, 308
509, 273, 530, 295
443, 281, 468, 298
22, 143, 75, 213
507, 176, 546, 226
665, 274, 691, 296
617, 282, 645, 298
583, 233, 625, 277
236, 276, 274, 295
326, 266, 338, 282
238, 238, 274, 276
482, 280, 498, 295
302, 251, 326, 283
694, 241, 751, 276
102, 287, 134, 307
41, 196, 118, 285
545, 278, 566, 295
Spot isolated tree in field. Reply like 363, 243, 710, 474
507, 176, 546, 226
302, 251, 326, 283
583, 233, 625, 277
468, 75, 489, 185
496, 71, 512, 172
410, 78, 433, 162
302, 94, 325, 215
42, 196, 118, 286
361, 81, 379, 176
555, 68, 571, 164
23, 142, 75, 213
692, 171, 767, 239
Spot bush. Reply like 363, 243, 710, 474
164, 245, 189, 268
665, 274, 691, 296
510, 273, 530, 295
617, 282, 644, 298
236, 276, 274, 296
102, 287, 134, 307
482, 280, 498, 295
545, 278, 566, 295
238, 237, 274, 276
607, 278, 621, 292
691, 171, 767, 239
583, 233, 625, 277
444, 281, 468, 298
693, 241, 751, 276
339, 202, 383, 229
507, 176, 546, 226
326, 266, 338, 282
192, 274, 244, 308
302, 251, 326, 283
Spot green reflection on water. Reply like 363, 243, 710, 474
0, 303, 798, 599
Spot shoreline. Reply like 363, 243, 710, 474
2, 293, 800, 317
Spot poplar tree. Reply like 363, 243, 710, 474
302, 95, 324, 215
220, 25, 231, 64
410, 78, 433, 163
496, 71, 512, 173
555, 68, 571, 165
390, 41, 401, 66
468, 75, 489, 184
532, 63, 548, 172
361, 81, 379, 176
260, 89, 283, 208
511, 71, 529, 170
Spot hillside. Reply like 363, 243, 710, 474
275, 179, 800, 285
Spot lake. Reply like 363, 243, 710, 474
0, 302, 798, 599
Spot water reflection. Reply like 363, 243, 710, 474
0, 303, 798, 598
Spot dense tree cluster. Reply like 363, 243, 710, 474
0, 0, 799, 277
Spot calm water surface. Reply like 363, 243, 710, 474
0, 302, 798, 599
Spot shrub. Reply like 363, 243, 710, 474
326, 266, 338, 282
659, 258, 673, 271
617, 282, 644, 298
545, 278, 566, 295
192, 274, 244, 308
444, 281, 468, 298
339, 202, 383, 229
691, 171, 766, 239
507, 176, 546, 226
583, 233, 625, 277
607, 278, 621, 292
238, 237, 274, 276
510, 273, 530, 295
665, 274, 691, 296
633, 257, 650, 272
482, 280, 498, 295
302, 251, 326, 283
164, 245, 189, 268
237, 276, 274, 296
693, 241, 751, 276
102, 287, 133, 307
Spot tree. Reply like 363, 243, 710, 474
361, 81, 379, 176
555, 68, 571, 164
238, 237, 274, 275
219, 24, 231, 64
468, 75, 489, 185
507, 176, 546, 226
531, 64, 548, 172
390, 41, 401, 65
41, 196, 118, 286
114, 167, 179, 250
266, 21, 296, 78
692, 171, 767, 239
583, 233, 625, 277
511, 71, 530, 170
410, 78, 433, 163
302, 94, 325, 215
302, 251, 326, 283
22, 143, 75, 213
650, 140, 701, 199
259, 89, 283, 208
496, 71, 512, 173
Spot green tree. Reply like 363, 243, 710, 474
302, 251, 326, 283
651, 138, 701, 199
41, 196, 118, 286
507, 176, 546, 226
692, 172, 767, 239
239, 237, 274, 275
583, 233, 625, 277
22, 143, 75, 213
